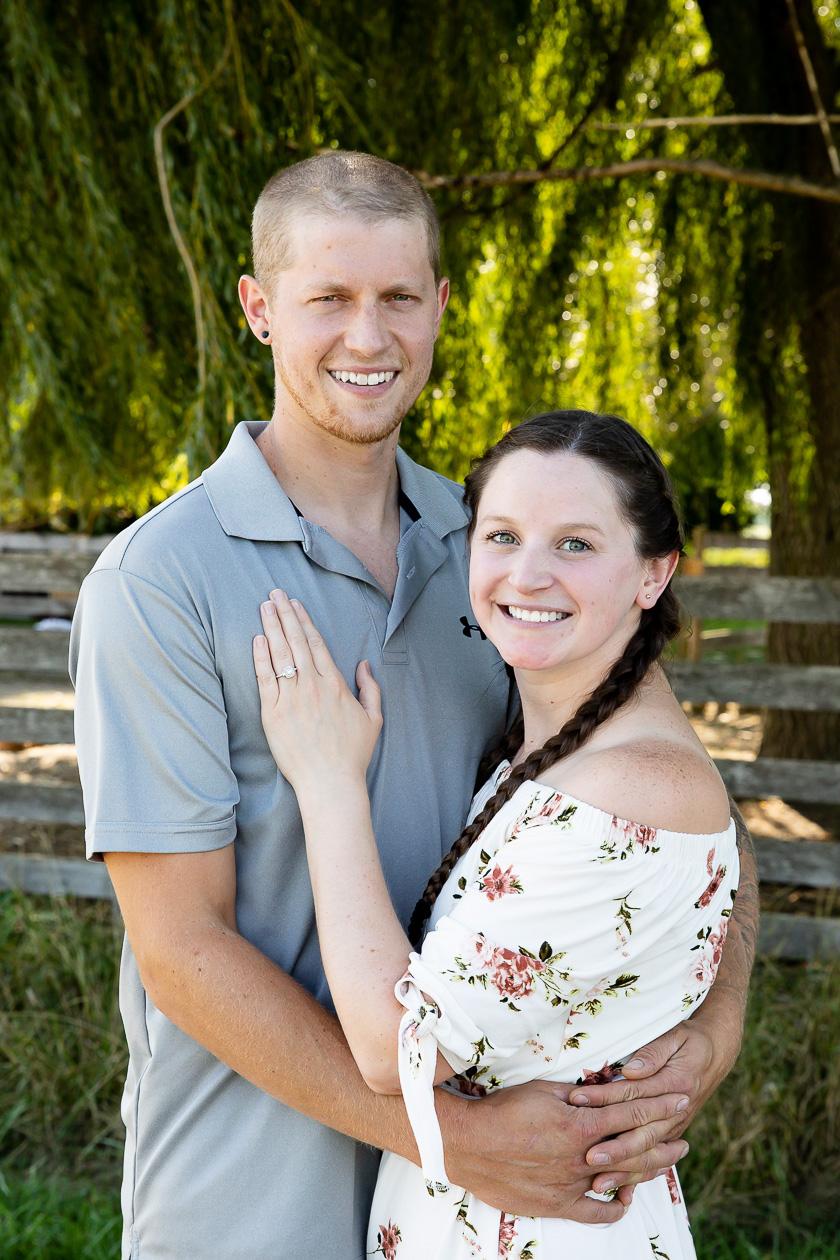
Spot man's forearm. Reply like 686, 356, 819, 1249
143, 918, 425, 1159
693, 797, 758, 1044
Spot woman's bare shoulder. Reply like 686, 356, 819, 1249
537, 737, 731, 835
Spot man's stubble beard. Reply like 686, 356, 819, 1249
274, 349, 431, 447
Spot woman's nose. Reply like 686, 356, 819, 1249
508, 549, 554, 592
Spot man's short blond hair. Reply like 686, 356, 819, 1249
251, 151, 441, 292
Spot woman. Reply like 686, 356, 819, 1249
252, 410, 738, 1259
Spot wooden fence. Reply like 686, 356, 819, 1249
1, 531, 839, 958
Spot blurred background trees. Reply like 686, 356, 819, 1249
1, 0, 839, 758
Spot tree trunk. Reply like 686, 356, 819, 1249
699, 0, 840, 766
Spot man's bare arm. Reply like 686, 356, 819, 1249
569, 797, 758, 1191
105, 845, 689, 1220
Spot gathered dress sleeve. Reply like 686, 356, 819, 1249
393, 785, 738, 1192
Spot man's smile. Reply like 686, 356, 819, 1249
327, 368, 400, 397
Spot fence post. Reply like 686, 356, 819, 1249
681, 525, 705, 662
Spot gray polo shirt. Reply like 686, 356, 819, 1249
70, 421, 510, 1260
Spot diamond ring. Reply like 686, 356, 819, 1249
275, 665, 297, 680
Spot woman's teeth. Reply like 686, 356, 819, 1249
329, 370, 396, 386
507, 606, 568, 623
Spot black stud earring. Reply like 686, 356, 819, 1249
261, 330, 270, 339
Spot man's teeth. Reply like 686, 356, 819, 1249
330, 370, 396, 385
507, 606, 568, 623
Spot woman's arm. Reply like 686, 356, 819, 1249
254, 590, 453, 1093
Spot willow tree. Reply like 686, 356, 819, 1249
1, 0, 838, 762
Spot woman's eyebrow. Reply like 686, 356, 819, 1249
481, 514, 606, 536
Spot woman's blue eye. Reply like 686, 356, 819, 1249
561, 538, 589, 552
488, 531, 517, 545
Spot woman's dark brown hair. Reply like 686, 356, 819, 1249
407, 409, 685, 946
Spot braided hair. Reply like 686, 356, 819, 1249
407, 410, 684, 946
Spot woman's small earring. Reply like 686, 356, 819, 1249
261, 330, 270, 339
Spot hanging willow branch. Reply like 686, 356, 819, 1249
153, 41, 232, 420
783, 0, 840, 179
588, 113, 840, 130
415, 156, 840, 203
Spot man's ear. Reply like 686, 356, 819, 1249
434, 277, 450, 339
239, 275, 272, 343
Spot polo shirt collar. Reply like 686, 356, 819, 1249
202, 422, 304, 542
394, 446, 469, 540
203, 421, 469, 543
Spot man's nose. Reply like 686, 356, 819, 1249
343, 302, 391, 358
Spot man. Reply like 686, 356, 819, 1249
71, 151, 757, 1260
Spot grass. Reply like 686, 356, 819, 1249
680, 956, 840, 1249
0, 891, 125, 1175
2, 892, 839, 1255
0, 1172, 121, 1260
692, 1226, 840, 1259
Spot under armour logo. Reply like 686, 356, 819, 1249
460, 615, 487, 640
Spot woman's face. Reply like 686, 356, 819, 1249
469, 448, 664, 680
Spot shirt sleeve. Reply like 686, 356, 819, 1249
70, 567, 239, 859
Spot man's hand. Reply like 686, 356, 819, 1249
565, 1003, 740, 1193
566, 799, 758, 1194
438, 1078, 690, 1221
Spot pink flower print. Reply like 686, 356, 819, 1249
537, 793, 562, 818
472, 935, 499, 970
375, 1220, 401, 1260
498, 1213, 518, 1254
689, 917, 730, 987
481, 863, 522, 901
581, 977, 610, 1004
580, 1060, 624, 1086
706, 846, 715, 877
708, 920, 729, 969
665, 1167, 681, 1205
484, 945, 544, 1001
696, 863, 727, 909
611, 815, 659, 851
691, 951, 718, 986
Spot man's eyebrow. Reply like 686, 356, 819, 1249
481, 514, 607, 535
300, 279, 352, 294
300, 279, 423, 295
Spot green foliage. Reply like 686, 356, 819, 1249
681, 956, 840, 1240
0, 1173, 121, 1260
1, 892, 839, 1251
1, 0, 788, 530
4, 0, 840, 538
0, 891, 125, 1174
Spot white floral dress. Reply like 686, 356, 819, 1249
368, 761, 739, 1260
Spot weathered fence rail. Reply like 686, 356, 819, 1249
1, 533, 838, 958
